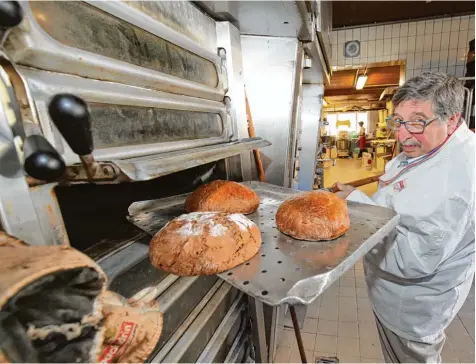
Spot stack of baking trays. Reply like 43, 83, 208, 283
129, 181, 399, 363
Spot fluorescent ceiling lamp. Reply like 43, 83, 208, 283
355, 75, 368, 90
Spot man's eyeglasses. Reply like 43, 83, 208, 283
386, 115, 438, 134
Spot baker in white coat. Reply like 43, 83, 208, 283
333, 72, 475, 363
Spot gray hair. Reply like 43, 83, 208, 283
392, 72, 464, 121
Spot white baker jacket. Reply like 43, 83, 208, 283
347, 122, 475, 343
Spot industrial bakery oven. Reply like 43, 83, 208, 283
0, 1, 271, 362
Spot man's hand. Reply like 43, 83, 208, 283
331, 182, 355, 199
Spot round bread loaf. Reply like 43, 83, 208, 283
185, 180, 259, 214
149, 212, 262, 276
276, 191, 350, 241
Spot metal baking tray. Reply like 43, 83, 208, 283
128, 181, 399, 306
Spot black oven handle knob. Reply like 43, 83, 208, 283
48, 94, 94, 156
23, 135, 66, 182
0, 1, 23, 28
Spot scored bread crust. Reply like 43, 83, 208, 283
149, 212, 262, 276
276, 191, 350, 241
184, 180, 260, 214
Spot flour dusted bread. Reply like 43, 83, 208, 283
149, 212, 261, 276
276, 191, 350, 241
185, 180, 259, 214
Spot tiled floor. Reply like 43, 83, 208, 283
274, 259, 475, 363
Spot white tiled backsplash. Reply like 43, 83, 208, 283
331, 15, 475, 78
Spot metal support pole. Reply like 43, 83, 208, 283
248, 296, 268, 363
290, 305, 307, 363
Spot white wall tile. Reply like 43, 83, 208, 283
406, 53, 415, 68
407, 36, 416, 53
446, 65, 456, 75
456, 48, 466, 66
413, 68, 421, 76
338, 30, 346, 44
438, 66, 447, 73
391, 38, 399, 55
332, 31, 338, 45
406, 69, 414, 79
376, 26, 384, 39
376, 55, 383, 62
431, 67, 439, 73
346, 29, 353, 41
361, 27, 369, 42
458, 30, 468, 49
468, 29, 475, 43
338, 56, 345, 66
383, 54, 391, 62
416, 35, 425, 51
360, 41, 368, 58
392, 23, 400, 38
425, 20, 434, 34
368, 40, 376, 57
383, 40, 391, 56
376, 39, 384, 56
448, 49, 458, 66
409, 22, 417, 36
423, 51, 432, 68
422, 68, 431, 73
352, 57, 361, 65
431, 51, 440, 67
384, 24, 392, 39
415, 52, 423, 69
432, 33, 441, 51
460, 15, 470, 31
439, 49, 449, 66
399, 37, 408, 54
417, 21, 426, 35
449, 31, 459, 49
368, 56, 375, 63
423, 33, 433, 51
332, 47, 338, 62
455, 65, 465, 77
360, 57, 368, 66
368, 26, 376, 41
398, 53, 407, 61
470, 16, 475, 30
451, 17, 461, 31
400, 23, 409, 37
353, 28, 361, 41
434, 19, 443, 34
442, 18, 452, 33
441, 32, 450, 49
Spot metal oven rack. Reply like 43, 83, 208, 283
129, 181, 400, 362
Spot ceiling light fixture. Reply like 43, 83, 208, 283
356, 65, 368, 90
355, 75, 368, 90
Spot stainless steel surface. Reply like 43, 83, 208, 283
7, 1, 226, 101
298, 84, 323, 191
337, 139, 350, 151
196, 293, 246, 363
268, 304, 284, 362
0, 66, 46, 245
224, 320, 249, 363
18, 68, 233, 165
248, 297, 268, 363
129, 181, 399, 306
160, 281, 239, 363
288, 43, 305, 189
114, 138, 270, 181
241, 36, 299, 186
216, 21, 253, 182
235, 1, 304, 38
122, 0, 218, 52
